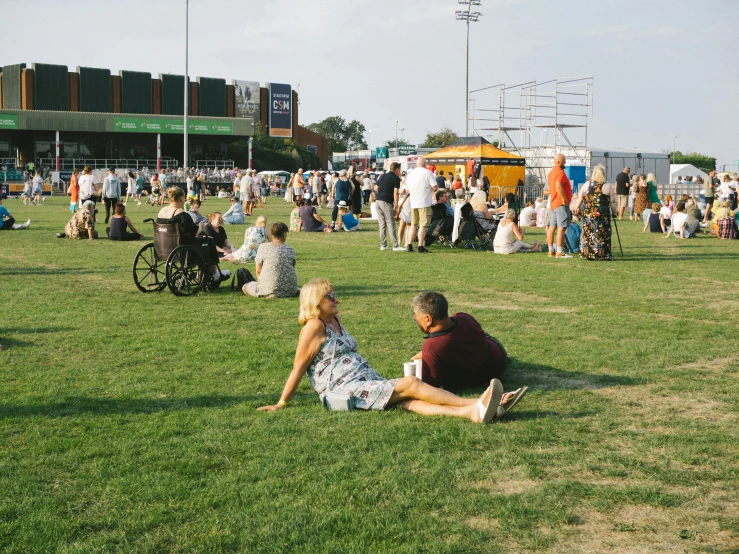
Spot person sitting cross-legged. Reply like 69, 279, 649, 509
235, 222, 300, 298
409, 291, 526, 419
222, 197, 245, 225
106, 202, 142, 241
257, 278, 526, 422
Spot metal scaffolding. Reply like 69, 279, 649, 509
470, 77, 594, 184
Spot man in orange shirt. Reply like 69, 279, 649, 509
546, 153, 573, 258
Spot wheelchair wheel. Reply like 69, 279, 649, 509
133, 243, 166, 293
166, 245, 205, 296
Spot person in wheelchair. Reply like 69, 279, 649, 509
157, 187, 230, 283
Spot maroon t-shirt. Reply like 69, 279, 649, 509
421, 313, 505, 389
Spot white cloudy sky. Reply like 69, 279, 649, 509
3, 0, 737, 168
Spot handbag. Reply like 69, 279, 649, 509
320, 328, 355, 411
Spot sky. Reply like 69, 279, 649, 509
2, 0, 737, 169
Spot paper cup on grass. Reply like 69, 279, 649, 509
403, 362, 416, 377
414, 359, 423, 379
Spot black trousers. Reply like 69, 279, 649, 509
104, 197, 119, 223
1, 217, 15, 230
106, 227, 142, 241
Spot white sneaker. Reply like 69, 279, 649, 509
380, 246, 389, 251
123, 202, 127, 206
220, 269, 231, 279
393, 246, 406, 252
21, 219, 30, 229
137, 201, 142, 205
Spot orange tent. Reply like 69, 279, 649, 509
425, 137, 525, 200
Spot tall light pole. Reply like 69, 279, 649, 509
368, 129, 372, 168
395, 120, 399, 145
399, 127, 406, 140
184, 0, 189, 170
456, 0, 482, 137
672, 135, 677, 166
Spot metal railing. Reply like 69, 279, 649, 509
488, 185, 544, 206
194, 160, 235, 169
38, 158, 178, 171
655, 183, 703, 200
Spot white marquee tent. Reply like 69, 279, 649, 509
670, 164, 708, 184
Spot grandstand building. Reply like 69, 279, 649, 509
0, 62, 328, 171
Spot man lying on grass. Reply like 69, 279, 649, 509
257, 278, 527, 422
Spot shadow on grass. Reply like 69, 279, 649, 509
622, 253, 739, 261
1, 327, 75, 349
0, 267, 97, 276
507, 359, 642, 391
336, 284, 419, 297
0, 394, 274, 419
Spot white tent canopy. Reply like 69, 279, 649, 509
670, 164, 708, 184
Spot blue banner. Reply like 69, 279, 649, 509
269, 83, 292, 138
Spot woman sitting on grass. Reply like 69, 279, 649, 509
492, 210, 540, 254
715, 201, 737, 240
235, 222, 300, 298
257, 278, 526, 422
203, 212, 235, 259
643, 203, 667, 234
106, 202, 142, 241
232, 215, 270, 262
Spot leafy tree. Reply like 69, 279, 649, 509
419, 127, 459, 149
227, 123, 321, 172
671, 151, 716, 173
384, 139, 412, 149
305, 116, 367, 155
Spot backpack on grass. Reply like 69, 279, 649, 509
565, 222, 581, 253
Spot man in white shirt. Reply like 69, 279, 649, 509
405, 157, 438, 253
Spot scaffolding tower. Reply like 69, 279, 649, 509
470, 77, 594, 184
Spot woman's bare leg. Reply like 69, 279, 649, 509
388, 376, 476, 408
396, 399, 476, 420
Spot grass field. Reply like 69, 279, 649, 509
1, 195, 738, 553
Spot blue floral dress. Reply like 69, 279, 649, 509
307, 320, 398, 410
232, 226, 266, 262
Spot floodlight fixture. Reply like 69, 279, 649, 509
456, 0, 483, 136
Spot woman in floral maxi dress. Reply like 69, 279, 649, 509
572, 165, 615, 261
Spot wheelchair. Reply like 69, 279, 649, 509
132, 218, 222, 296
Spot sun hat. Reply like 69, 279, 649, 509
338, 200, 348, 207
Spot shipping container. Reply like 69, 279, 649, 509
196, 77, 226, 117
32, 63, 69, 111
120, 70, 152, 114
77, 66, 111, 112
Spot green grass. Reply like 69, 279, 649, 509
1, 196, 738, 553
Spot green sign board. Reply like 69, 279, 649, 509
734, 160, 739, 165
376, 147, 388, 159
113, 117, 233, 135
398, 145, 417, 155
0, 114, 19, 130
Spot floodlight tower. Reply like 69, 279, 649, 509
456, 0, 482, 137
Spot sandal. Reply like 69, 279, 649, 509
478, 379, 503, 424
496, 386, 529, 419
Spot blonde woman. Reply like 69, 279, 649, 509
492, 210, 540, 254
232, 215, 271, 262
470, 190, 494, 232
572, 165, 615, 260
257, 278, 525, 422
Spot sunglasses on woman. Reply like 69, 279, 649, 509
325, 291, 338, 302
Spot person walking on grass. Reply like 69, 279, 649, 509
32, 170, 44, 205
376, 162, 406, 251
546, 153, 573, 258
102, 168, 121, 224
405, 157, 438, 253
615, 166, 631, 220
704, 169, 719, 223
